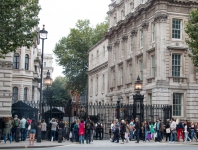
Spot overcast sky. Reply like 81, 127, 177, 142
38, 0, 110, 79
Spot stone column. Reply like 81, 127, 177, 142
20, 47, 25, 69
107, 45, 112, 90
19, 85, 23, 100
131, 29, 138, 83
154, 13, 168, 81
122, 33, 128, 86
142, 21, 149, 88
34, 86, 37, 102
30, 47, 34, 72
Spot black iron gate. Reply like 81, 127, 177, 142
12, 100, 172, 139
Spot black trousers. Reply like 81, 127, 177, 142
86, 130, 91, 143
96, 129, 101, 140
166, 133, 170, 141
113, 129, 119, 142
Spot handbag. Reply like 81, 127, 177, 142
172, 129, 177, 134
166, 128, 170, 133
28, 124, 31, 130
147, 133, 151, 140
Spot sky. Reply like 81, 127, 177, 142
38, 0, 111, 79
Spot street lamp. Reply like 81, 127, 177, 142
116, 95, 123, 120
134, 75, 142, 92
39, 25, 48, 120
43, 70, 53, 120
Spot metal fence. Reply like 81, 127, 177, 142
12, 100, 172, 139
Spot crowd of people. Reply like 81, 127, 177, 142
110, 118, 198, 144
1, 115, 198, 146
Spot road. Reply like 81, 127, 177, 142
13, 140, 198, 150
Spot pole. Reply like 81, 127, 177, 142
40, 39, 44, 120
117, 101, 120, 120
69, 99, 71, 129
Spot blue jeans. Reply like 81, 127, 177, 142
145, 131, 149, 141
135, 129, 140, 142
113, 128, 119, 142
4, 134, 11, 143
185, 132, 191, 141
51, 130, 56, 141
21, 128, 26, 141
130, 130, 134, 140
191, 129, 197, 141
170, 132, 176, 142
157, 130, 161, 142
42, 131, 46, 140
79, 135, 84, 144
12, 127, 17, 141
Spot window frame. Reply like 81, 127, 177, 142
172, 19, 182, 40
129, 64, 132, 83
173, 93, 183, 117
120, 67, 123, 85
130, 36, 133, 53
12, 87, 18, 102
96, 77, 98, 95
172, 54, 182, 77
24, 87, 28, 101
13, 53, 20, 69
140, 30, 143, 48
151, 55, 155, 78
122, 41, 124, 57
139, 60, 143, 80
25, 54, 29, 70
44, 62, 46, 67
152, 23, 155, 42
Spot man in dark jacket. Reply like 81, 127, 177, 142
134, 118, 140, 143
0, 117, 5, 143
85, 117, 91, 144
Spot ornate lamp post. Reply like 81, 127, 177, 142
43, 70, 53, 119
116, 95, 123, 120
39, 25, 48, 119
133, 76, 144, 121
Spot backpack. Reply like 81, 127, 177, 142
25, 121, 29, 128
97, 123, 101, 128
14, 119, 19, 127
86, 121, 91, 130
74, 124, 78, 132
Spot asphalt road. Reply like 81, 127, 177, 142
13, 142, 198, 150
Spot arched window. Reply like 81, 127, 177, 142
24, 87, 28, 101
12, 87, 18, 102
13, 53, 20, 69
25, 54, 29, 70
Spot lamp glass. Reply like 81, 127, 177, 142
44, 78, 52, 86
135, 83, 142, 90
40, 32, 47, 39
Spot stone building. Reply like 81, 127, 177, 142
88, 0, 198, 121
88, 38, 108, 104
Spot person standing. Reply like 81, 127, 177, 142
20, 116, 26, 141
150, 122, 155, 140
50, 118, 58, 142
29, 119, 37, 146
190, 122, 197, 141
12, 115, 20, 141
120, 120, 126, 144
165, 120, 171, 142
170, 118, 176, 143
129, 119, 134, 141
156, 118, 162, 142
85, 117, 92, 144
3, 117, 11, 144
78, 119, 85, 144
184, 121, 191, 143
144, 121, 150, 142
176, 118, 184, 142
95, 120, 102, 140
113, 119, 120, 143
58, 119, 65, 142
134, 118, 140, 143
125, 121, 130, 143
0, 117, 5, 143
41, 119, 47, 141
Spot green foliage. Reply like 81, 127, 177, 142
0, 0, 41, 58
53, 19, 108, 93
44, 76, 70, 102
185, 9, 198, 71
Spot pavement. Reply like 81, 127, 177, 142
0, 139, 197, 149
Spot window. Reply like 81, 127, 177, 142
120, 67, 123, 85
103, 46, 105, 57
97, 50, 99, 62
129, 64, 132, 82
122, 41, 124, 57
130, 2, 134, 10
25, 54, 29, 70
24, 87, 28, 101
44, 62, 46, 67
102, 74, 105, 92
90, 79, 93, 96
96, 77, 98, 95
130, 37, 133, 53
152, 23, 155, 42
151, 55, 155, 77
172, 19, 182, 39
12, 87, 18, 102
149, 94, 152, 104
139, 60, 143, 80
32, 86, 34, 100
91, 54, 93, 67
121, 10, 125, 20
113, 70, 116, 86
140, 30, 143, 48
173, 93, 182, 116
172, 54, 181, 77
13, 53, 20, 69
141, 0, 144, 3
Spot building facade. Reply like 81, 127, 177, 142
88, 38, 108, 104
88, 0, 198, 121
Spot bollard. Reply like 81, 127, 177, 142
58, 128, 62, 143
37, 127, 41, 143
15, 128, 20, 142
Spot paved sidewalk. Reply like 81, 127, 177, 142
0, 140, 70, 149
0, 139, 197, 149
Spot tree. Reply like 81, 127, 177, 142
44, 76, 70, 102
0, 0, 41, 58
53, 19, 108, 93
185, 9, 198, 70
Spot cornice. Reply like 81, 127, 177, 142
88, 62, 108, 76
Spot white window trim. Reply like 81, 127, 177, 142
172, 53, 182, 77
172, 19, 182, 40
172, 93, 183, 117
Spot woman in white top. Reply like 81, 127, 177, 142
184, 121, 191, 143
41, 119, 47, 140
